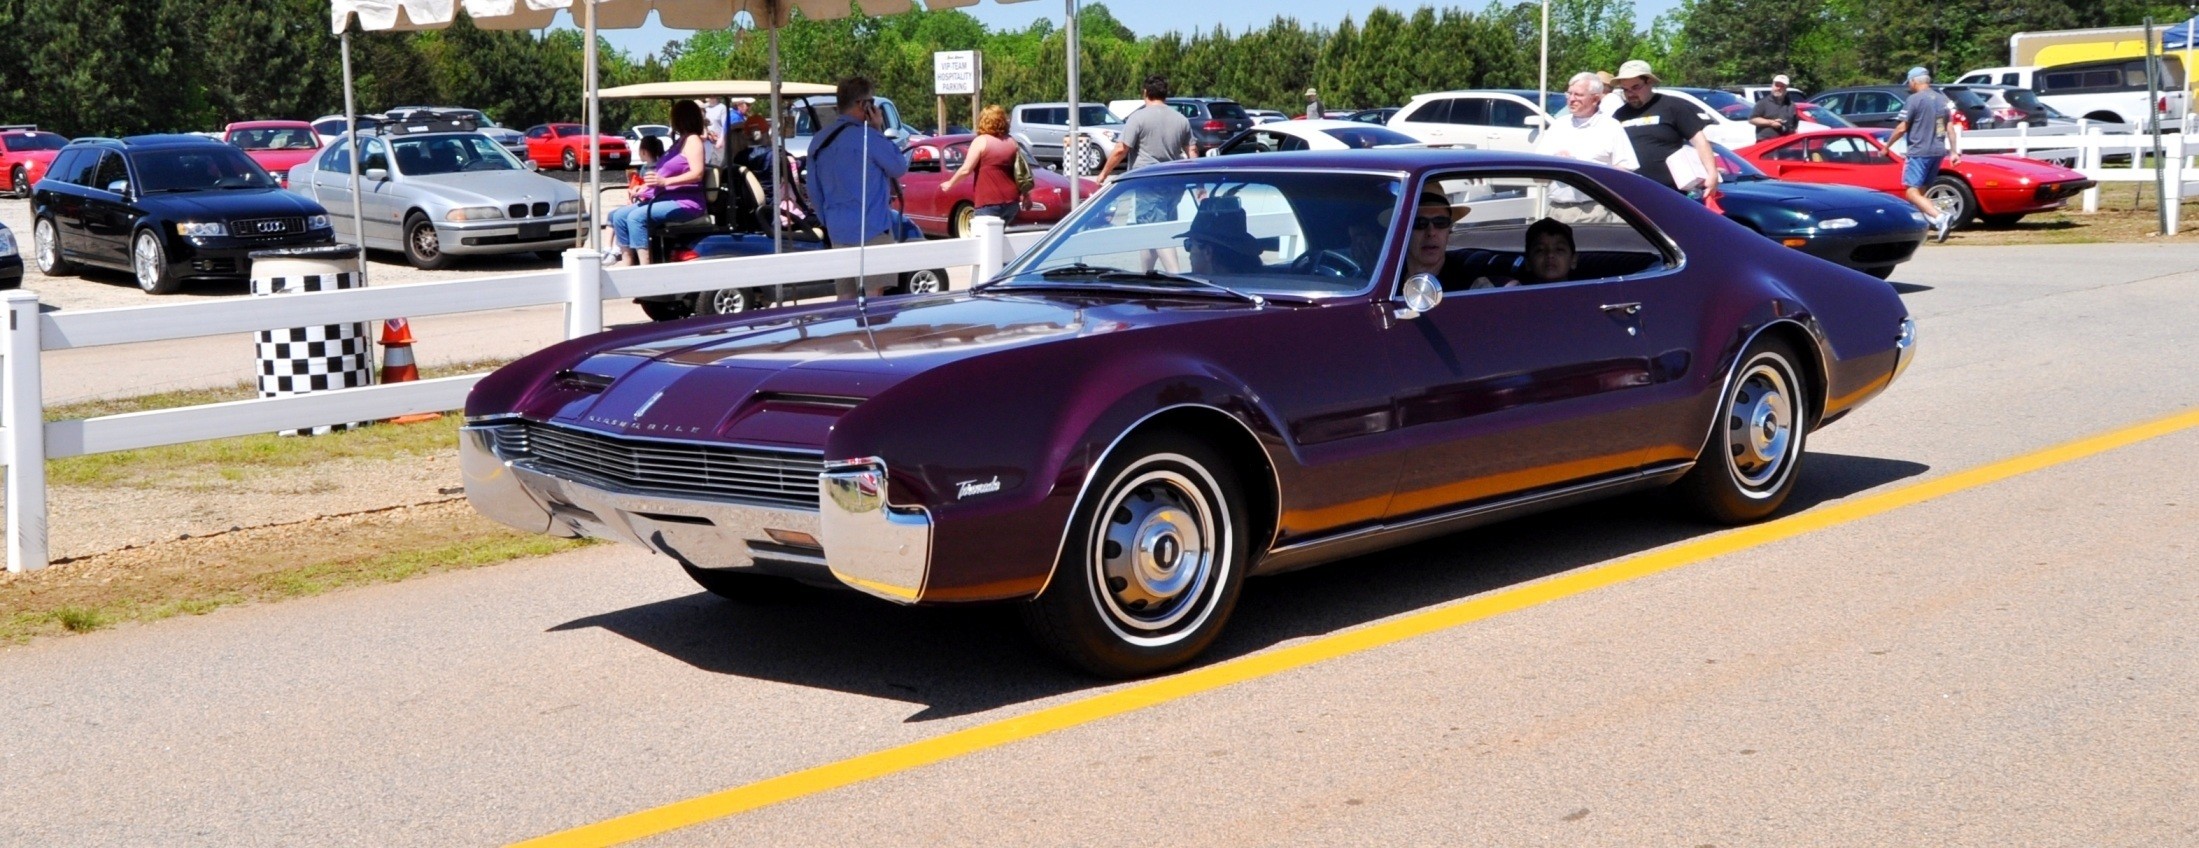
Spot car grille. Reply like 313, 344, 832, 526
513, 421, 824, 510
231, 216, 306, 237
507, 201, 552, 218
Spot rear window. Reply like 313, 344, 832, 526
4, 132, 67, 152
2002, 88, 2044, 109
1944, 88, 1988, 108
1208, 101, 1248, 120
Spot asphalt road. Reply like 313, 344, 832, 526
3, 242, 2198, 846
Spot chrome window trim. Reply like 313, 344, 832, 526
1034, 402, 1285, 601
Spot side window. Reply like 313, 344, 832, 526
1173, 103, 1198, 119
1403, 99, 1451, 124
1449, 98, 1491, 125
322, 140, 352, 173
525, 126, 548, 139
360, 137, 388, 172
942, 142, 969, 169
1488, 100, 1532, 128
46, 149, 82, 185
2000, 73, 2019, 86
1423, 171, 1670, 290
1765, 141, 1806, 161
1814, 93, 1848, 114
93, 151, 130, 193
1274, 133, 1309, 152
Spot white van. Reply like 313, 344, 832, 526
2032, 56, 2187, 130
1956, 66, 2039, 88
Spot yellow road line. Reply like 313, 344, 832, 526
514, 405, 2199, 848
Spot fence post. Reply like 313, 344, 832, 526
3, 291, 48, 573
2168, 145, 2183, 236
974, 215, 1008, 281
2081, 126, 2101, 213
563, 247, 604, 339
2015, 122, 2028, 159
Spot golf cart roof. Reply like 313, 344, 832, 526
599, 80, 837, 100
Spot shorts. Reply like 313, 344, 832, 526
1902, 155, 1943, 188
1132, 185, 1181, 224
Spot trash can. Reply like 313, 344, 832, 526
249, 245, 371, 436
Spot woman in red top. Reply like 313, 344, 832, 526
941, 104, 1024, 229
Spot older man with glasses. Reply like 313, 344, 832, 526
1610, 59, 1719, 198
1534, 71, 1640, 223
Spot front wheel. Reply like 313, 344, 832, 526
9, 166, 26, 196
896, 267, 950, 295
403, 213, 455, 270
133, 229, 181, 294
1924, 176, 1977, 228
561, 148, 579, 171
696, 286, 764, 315
1072, 138, 1105, 176
1674, 338, 1809, 523
1021, 433, 1249, 678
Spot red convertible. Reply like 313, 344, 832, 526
223, 120, 322, 188
522, 123, 630, 171
896, 134, 1099, 238
1734, 128, 2093, 228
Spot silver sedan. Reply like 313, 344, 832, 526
287, 131, 583, 269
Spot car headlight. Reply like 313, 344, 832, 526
555, 199, 584, 215
446, 206, 505, 222
0, 228, 16, 258
1817, 217, 1859, 230
175, 221, 228, 237
307, 214, 331, 229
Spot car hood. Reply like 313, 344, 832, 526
149, 188, 328, 218
396, 171, 578, 203
531, 291, 1256, 439
1958, 153, 2084, 182
1719, 177, 1896, 212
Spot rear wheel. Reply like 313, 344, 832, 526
948, 202, 975, 238
1021, 432, 1249, 678
1675, 338, 1809, 523
133, 229, 181, 294
696, 286, 764, 315
1924, 176, 1977, 228
403, 212, 455, 270
561, 148, 579, 171
896, 267, 950, 295
33, 217, 75, 276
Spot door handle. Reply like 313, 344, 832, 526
1600, 302, 1642, 316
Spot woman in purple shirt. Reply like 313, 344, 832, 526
608, 100, 709, 266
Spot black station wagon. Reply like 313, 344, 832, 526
29, 135, 334, 293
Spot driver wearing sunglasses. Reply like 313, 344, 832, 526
1400, 191, 1473, 290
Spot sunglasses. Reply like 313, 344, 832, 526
1412, 215, 1453, 231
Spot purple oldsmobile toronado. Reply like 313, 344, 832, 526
463, 149, 1916, 677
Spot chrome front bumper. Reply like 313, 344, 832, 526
460, 423, 934, 603
1893, 317, 1919, 381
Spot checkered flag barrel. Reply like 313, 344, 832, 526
250, 246, 370, 437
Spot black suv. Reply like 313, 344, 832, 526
1166, 97, 1256, 151
29, 135, 334, 293
1806, 86, 2000, 132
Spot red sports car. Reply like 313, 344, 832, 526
223, 120, 322, 188
522, 123, 630, 171
895, 135, 1099, 238
1734, 128, 2094, 228
1, 126, 69, 196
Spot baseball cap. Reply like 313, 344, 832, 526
1907, 66, 1931, 82
1614, 59, 1659, 84
1772, 74, 1791, 85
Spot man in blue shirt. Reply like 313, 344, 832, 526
805, 76, 909, 300
1889, 66, 1962, 243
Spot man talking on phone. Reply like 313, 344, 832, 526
806, 75, 909, 300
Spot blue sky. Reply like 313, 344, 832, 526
586, 0, 1687, 59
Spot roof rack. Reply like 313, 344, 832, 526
0, 124, 38, 132
381, 110, 480, 135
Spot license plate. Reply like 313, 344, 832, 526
519, 223, 551, 239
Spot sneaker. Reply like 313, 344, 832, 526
1933, 213, 1952, 243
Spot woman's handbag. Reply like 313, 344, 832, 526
1011, 142, 1036, 196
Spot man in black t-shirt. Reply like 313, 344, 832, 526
1609, 59, 1719, 195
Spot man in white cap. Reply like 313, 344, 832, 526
1609, 59, 1719, 197
1888, 66, 1961, 242
1748, 74, 1800, 141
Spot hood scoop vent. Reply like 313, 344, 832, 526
752, 392, 863, 410
554, 369, 616, 394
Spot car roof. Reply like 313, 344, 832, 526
1129, 146, 1589, 176
69, 134, 232, 150
226, 120, 315, 130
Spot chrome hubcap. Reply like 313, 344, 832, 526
1726, 361, 1794, 490
35, 221, 56, 269
710, 288, 746, 313
1926, 186, 1962, 219
412, 226, 439, 258
906, 271, 942, 293
1094, 469, 1214, 632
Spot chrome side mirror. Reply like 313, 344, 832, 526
364, 168, 390, 182
1394, 273, 1443, 320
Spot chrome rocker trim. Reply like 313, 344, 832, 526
461, 425, 935, 602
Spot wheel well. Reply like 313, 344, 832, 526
1755, 322, 1828, 429
1113, 406, 1281, 558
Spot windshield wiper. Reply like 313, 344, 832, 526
1091, 269, 1265, 306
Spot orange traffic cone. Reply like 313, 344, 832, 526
380, 318, 441, 424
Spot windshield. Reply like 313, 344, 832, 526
228, 127, 319, 150
1322, 126, 1419, 147
554, 125, 587, 138
1711, 145, 1771, 181
1681, 88, 1755, 120
4, 132, 66, 152
1000, 170, 1401, 298
391, 135, 521, 175
1076, 105, 1118, 126
130, 147, 278, 192
1797, 103, 1855, 128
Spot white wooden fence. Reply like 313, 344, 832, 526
1959, 119, 2199, 234
0, 217, 1042, 573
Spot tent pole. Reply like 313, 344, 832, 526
1538, 0, 1549, 119
585, 0, 601, 253
770, 11, 784, 254
1066, 0, 1080, 208
341, 29, 367, 283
